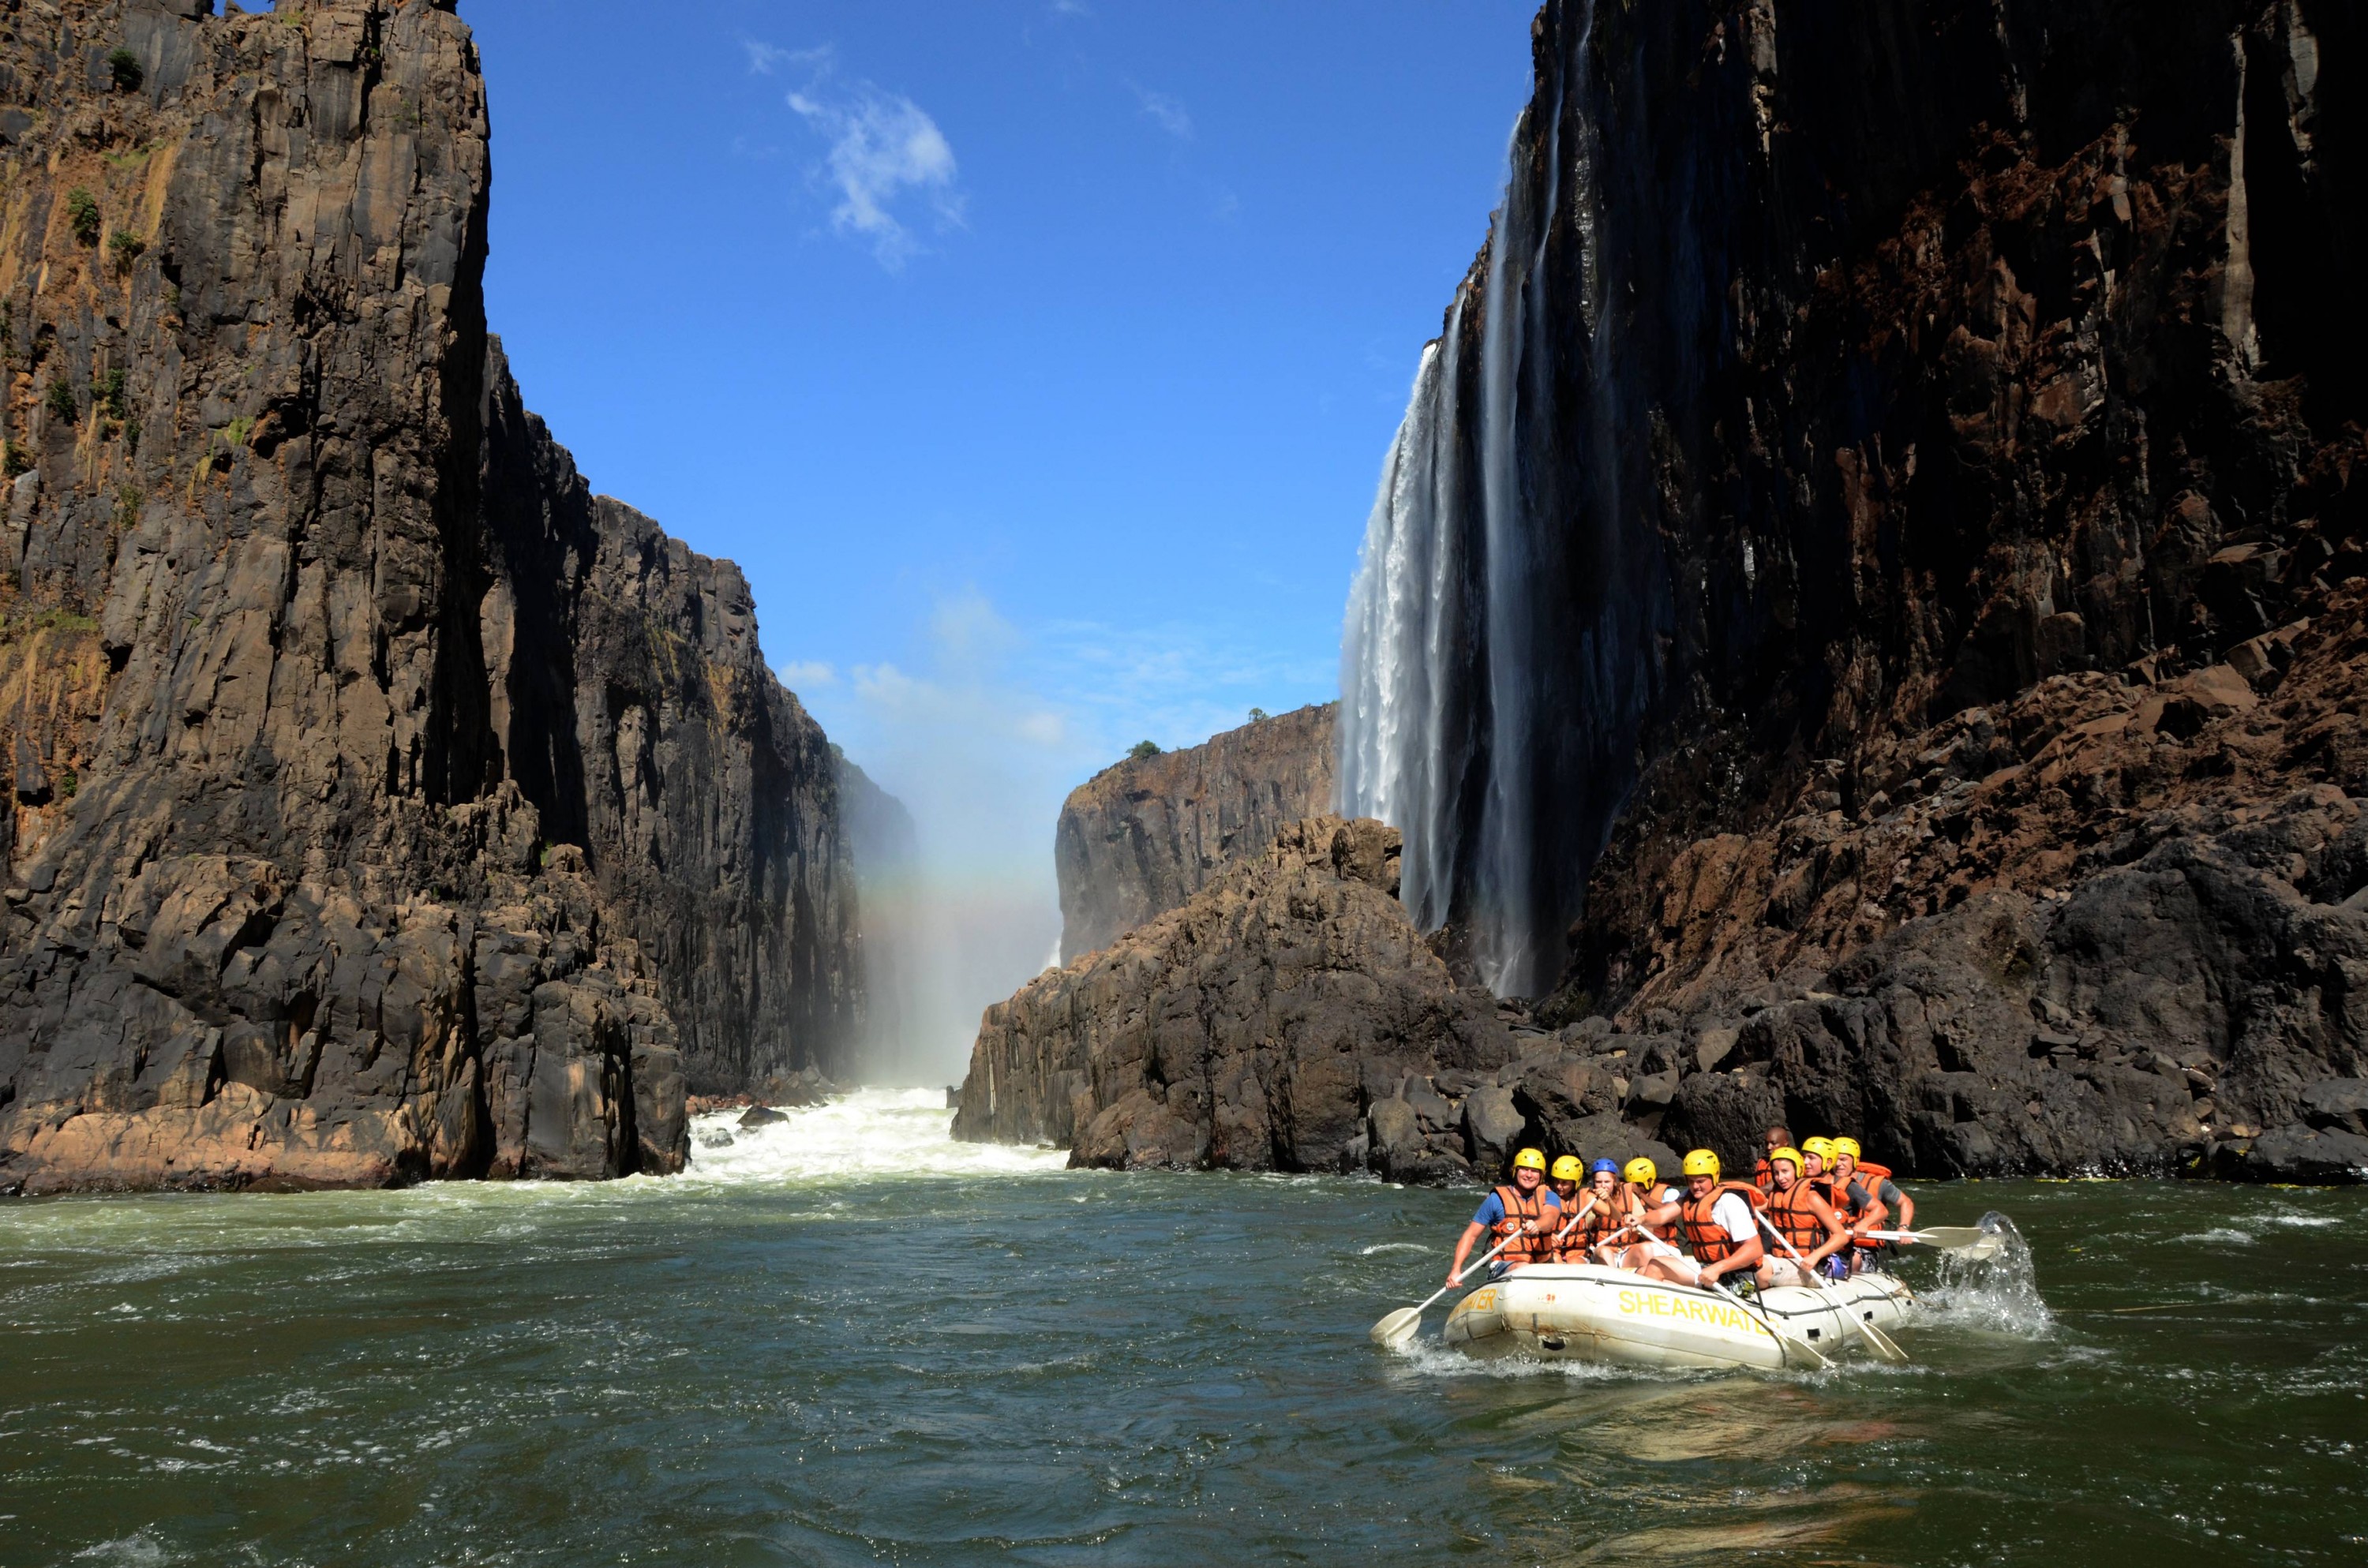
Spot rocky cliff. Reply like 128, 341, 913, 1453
958, 814, 1689, 1181
1055, 702, 1334, 961
0, 0, 868, 1192
1326, 0, 2368, 1181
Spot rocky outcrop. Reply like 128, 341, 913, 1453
0, 1, 869, 1192
1056, 702, 1335, 961
958, 818, 1530, 1176
1331, 0, 2368, 1180
959, 814, 1689, 1181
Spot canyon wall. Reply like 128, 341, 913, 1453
1329, 0, 2368, 1180
1055, 702, 1334, 960
0, 0, 868, 1192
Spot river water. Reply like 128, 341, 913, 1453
4, 1090, 2363, 1566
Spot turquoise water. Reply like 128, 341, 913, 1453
2, 1091, 2363, 1566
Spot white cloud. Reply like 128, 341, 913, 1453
776, 659, 837, 690
743, 40, 826, 76
777, 60, 963, 269
1130, 83, 1192, 140
1050, 0, 1093, 15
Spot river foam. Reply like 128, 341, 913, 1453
682, 1088, 1073, 1188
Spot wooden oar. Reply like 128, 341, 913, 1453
1856, 1226, 2003, 1258
1754, 1210, 1910, 1364
1368, 1227, 1525, 1349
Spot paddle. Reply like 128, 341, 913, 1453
1856, 1226, 2003, 1258
1708, 1277, 1829, 1372
1753, 1210, 1911, 1364
1368, 1227, 1526, 1349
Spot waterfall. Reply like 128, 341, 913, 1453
1341, 0, 1644, 1000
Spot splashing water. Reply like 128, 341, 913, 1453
1915, 1212, 2056, 1337
682, 1087, 1073, 1188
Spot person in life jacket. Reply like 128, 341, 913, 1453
1546, 1154, 1585, 1225
1599, 1156, 1685, 1271
1755, 1146, 1849, 1287
1447, 1147, 1564, 1286
1752, 1124, 1793, 1192
1832, 1137, 1910, 1269
1636, 1149, 1766, 1289
1799, 1137, 1878, 1278
1557, 1158, 1634, 1261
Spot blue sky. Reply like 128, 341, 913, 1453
459, 0, 1538, 1068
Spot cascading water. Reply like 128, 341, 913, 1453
1340, 0, 1652, 999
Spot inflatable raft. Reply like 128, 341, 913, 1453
1441, 1263, 1913, 1370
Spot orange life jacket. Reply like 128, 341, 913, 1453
1557, 1187, 1637, 1259
1681, 1181, 1766, 1264
1489, 1184, 1556, 1266
1752, 1157, 1774, 1192
1766, 1179, 1835, 1254
1835, 1162, 1897, 1243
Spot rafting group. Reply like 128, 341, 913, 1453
1372, 1125, 1971, 1369
1445, 1128, 1916, 1293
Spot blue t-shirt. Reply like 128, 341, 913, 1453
1471, 1188, 1563, 1229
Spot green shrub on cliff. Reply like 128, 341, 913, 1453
1128, 740, 1161, 761
64, 189, 100, 247
108, 230, 143, 272
94, 368, 128, 420
2, 441, 28, 478
107, 48, 144, 92
45, 376, 77, 425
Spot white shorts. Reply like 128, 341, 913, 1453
1759, 1257, 1816, 1289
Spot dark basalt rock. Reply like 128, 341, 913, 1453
0, 2, 873, 1192
1055, 703, 1335, 962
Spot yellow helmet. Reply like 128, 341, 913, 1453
1549, 1154, 1583, 1181
1768, 1145, 1803, 1171
1801, 1136, 1838, 1161
1833, 1136, 1862, 1161
1512, 1147, 1547, 1172
1681, 1148, 1721, 1178
1623, 1157, 1657, 1185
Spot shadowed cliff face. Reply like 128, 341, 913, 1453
0, 0, 865, 1192
1330, 0, 2368, 1179
1055, 702, 1336, 962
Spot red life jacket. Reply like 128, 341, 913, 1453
1766, 1179, 1834, 1254
1681, 1181, 1766, 1264
1489, 1184, 1555, 1266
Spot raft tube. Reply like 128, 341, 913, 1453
1440, 1263, 1913, 1370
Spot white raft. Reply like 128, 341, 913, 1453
1441, 1263, 1913, 1370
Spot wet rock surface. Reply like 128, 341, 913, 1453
0, 2, 868, 1192
1056, 703, 1335, 962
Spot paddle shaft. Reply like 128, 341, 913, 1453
1754, 1207, 1909, 1364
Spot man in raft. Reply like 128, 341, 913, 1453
1446, 1147, 1563, 1286
1832, 1137, 1911, 1271
1635, 1149, 1765, 1289
1801, 1136, 1883, 1277
1759, 1146, 1850, 1286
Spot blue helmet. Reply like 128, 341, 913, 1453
1590, 1158, 1619, 1176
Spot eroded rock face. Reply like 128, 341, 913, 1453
0, 2, 865, 1192
956, 818, 1523, 1176
1326, 0, 2368, 1181
1055, 702, 1335, 961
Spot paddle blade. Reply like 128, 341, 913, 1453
1369, 1307, 1423, 1349
1911, 1226, 1995, 1252
1853, 1314, 1911, 1364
